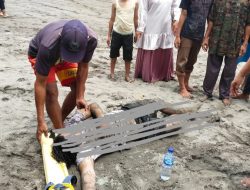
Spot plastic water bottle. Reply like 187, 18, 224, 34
160, 147, 174, 181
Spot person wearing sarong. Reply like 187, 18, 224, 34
135, 0, 181, 83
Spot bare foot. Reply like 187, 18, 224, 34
241, 178, 250, 187
222, 98, 231, 106
2, 11, 8, 17
125, 76, 134, 83
185, 85, 194, 92
170, 76, 177, 81
180, 89, 191, 98
108, 74, 115, 81
0, 12, 3, 16
3, 13, 8, 18
232, 93, 249, 101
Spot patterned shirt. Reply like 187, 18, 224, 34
208, 0, 250, 57
180, 0, 213, 41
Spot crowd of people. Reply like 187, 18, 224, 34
21, 0, 250, 189
108, 0, 250, 105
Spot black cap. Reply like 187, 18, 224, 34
60, 19, 88, 62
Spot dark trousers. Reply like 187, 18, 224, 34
243, 74, 250, 95
0, 0, 5, 10
203, 54, 237, 99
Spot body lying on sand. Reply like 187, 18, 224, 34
53, 103, 104, 190
52, 100, 188, 190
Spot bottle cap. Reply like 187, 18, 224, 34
168, 146, 174, 153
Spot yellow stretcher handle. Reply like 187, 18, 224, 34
47, 183, 74, 190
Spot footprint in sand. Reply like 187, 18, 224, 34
91, 64, 99, 69
17, 78, 26, 82
3, 85, 26, 95
111, 93, 125, 101
2, 97, 9, 101
98, 55, 109, 60
0, 86, 33, 98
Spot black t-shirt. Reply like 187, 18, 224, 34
180, 0, 213, 41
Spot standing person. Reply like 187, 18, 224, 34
174, 0, 213, 98
134, 0, 181, 83
107, 0, 139, 82
202, 0, 250, 106
28, 19, 98, 143
0, 0, 7, 17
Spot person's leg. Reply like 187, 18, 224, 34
0, 0, 5, 11
124, 61, 132, 82
0, 0, 4, 16
176, 37, 192, 98
110, 58, 117, 79
219, 56, 237, 105
0, 0, 7, 17
61, 82, 77, 121
54, 61, 79, 121
184, 40, 202, 92
79, 157, 96, 190
109, 31, 122, 80
122, 33, 133, 82
45, 66, 64, 129
46, 82, 64, 129
202, 54, 223, 99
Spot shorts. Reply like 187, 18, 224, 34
28, 56, 78, 87
110, 30, 133, 61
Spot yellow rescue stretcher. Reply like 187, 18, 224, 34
41, 134, 77, 190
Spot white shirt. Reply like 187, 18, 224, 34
136, 0, 181, 50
